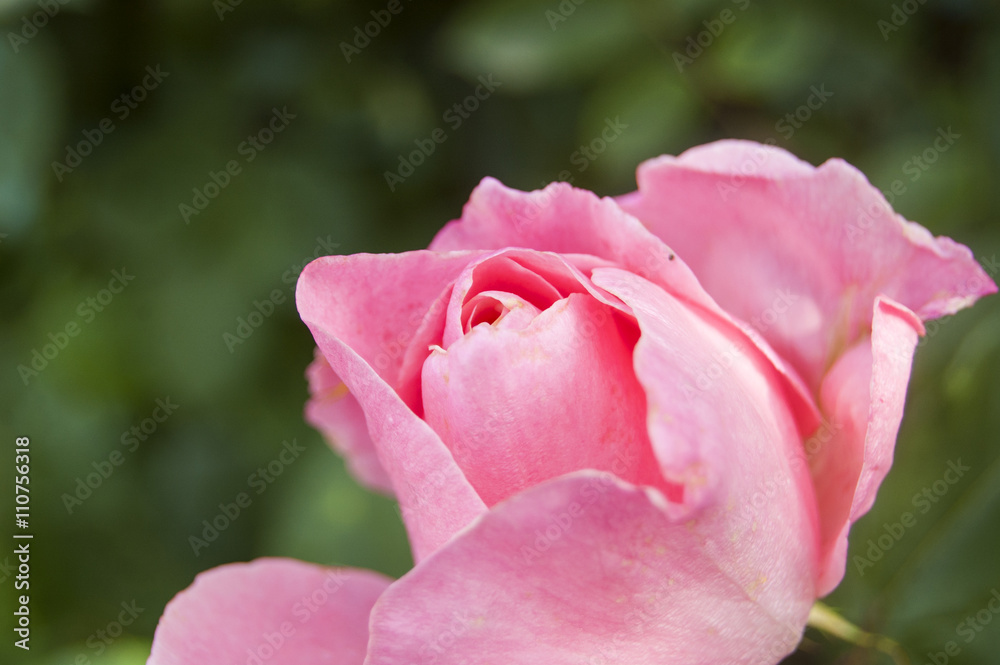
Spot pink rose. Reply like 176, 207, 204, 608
148, 141, 994, 665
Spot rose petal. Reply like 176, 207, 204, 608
430, 177, 714, 316
441, 248, 623, 348
432, 176, 822, 447
298, 254, 488, 561
592, 267, 820, 526
461, 290, 542, 332
147, 558, 390, 665
809, 296, 923, 594
396, 284, 454, 416
617, 139, 996, 389
305, 351, 393, 495
297, 251, 481, 389
366, 473, 814, 665
421, 293, 662, 507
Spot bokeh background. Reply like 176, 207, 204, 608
1, 0, 999, 662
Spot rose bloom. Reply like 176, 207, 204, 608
148, 141, 994, 665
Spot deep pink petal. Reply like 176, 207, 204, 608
366, 474, 813, 665
148, 558, 390, 665
421, 293, 662, 506
810, 297, 923, 594
441, 247, 623, 348
298, 255, 488, 561
617, 139, 996, 389
461, 290, 542, 332
395, 284, 454, 415
305, 351, 393, 495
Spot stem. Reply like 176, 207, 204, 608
807, 602, 911, 665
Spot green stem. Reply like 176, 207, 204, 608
807, 602, 911, 665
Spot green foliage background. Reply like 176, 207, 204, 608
0, 0, 998, 662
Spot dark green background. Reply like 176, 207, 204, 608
1, 0, 998, 663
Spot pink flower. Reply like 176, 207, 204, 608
148, 140, 994, 665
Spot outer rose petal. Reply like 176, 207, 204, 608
809, 297, 923, 594
147, 558, 390, 665
298, 250, 481, 390
305, 351, 393, 495
366, 474, 811, 665
298, 254, 488, 561
616, 139, 996, 389
591, 268, 819, 527
591, 268, 819, 619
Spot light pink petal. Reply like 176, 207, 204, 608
592, 267, 820, 528
421, 292, 663, 507
809, 296, 923, 595
297, 251, 481, 389
305, 351, 393, 495
432, 176, 822, 446
617, 139, 996, 389
148, 558, 390, 665
430, 177, 714, 316
298, 255, 488, 561
366, 474, 813, 665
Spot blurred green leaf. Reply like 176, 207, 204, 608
438, 0, 638, 92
